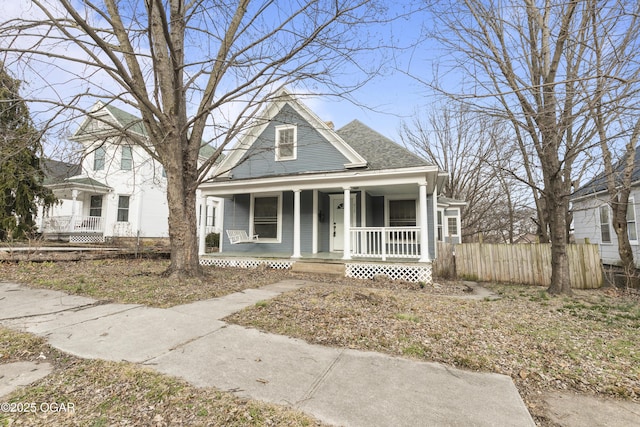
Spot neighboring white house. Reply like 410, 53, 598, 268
40, 102, 223, 244
572, 150, 640, 266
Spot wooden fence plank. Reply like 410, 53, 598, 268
441, 243, 603, 289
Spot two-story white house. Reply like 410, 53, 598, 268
40, 102, 222, 244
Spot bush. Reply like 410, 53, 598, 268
205, 232, 220, 248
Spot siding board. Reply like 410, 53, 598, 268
232, 104, 349, 179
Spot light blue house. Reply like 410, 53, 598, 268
198, 91, 463, 282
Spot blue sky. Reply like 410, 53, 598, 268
1, 0, 437, 153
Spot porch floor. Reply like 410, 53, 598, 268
201, 251, 427, 265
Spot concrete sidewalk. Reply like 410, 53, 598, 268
0, 280, 535, 426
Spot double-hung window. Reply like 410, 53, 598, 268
275, 125, 296, 161
251, 195, 281, 241
627, 198, 637, 242
388, 200, 417, 227
121, 146, 133, 170
447, 217, 459, 237
89, 195, 103, 217
388, 199, 417, 243
117, 196, 130, 222
600, 205, 611, 243
94, 146, 105, 171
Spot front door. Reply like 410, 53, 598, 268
330, 195, 356, 252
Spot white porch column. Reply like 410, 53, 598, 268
342, 187, 351, 260
198, 194, 207, 255
419, 183, 431, 262
70, 189, 78, 232
292, 189, 301, 258
312, 190, 318, 254
433, 184, 438, 259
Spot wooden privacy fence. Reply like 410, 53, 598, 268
436, 242, 603, 289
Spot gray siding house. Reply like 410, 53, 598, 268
572, 148, 640, 266
198, 91, 463, 281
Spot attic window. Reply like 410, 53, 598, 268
275, 125, 296, 161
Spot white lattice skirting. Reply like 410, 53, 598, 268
199, 257, 432, 283
345, 263, 433, 283
69, 234, 105, 244
199, 258, 294, 270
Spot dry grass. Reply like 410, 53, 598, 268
2, 259, 639, 426
0, 259, 297, 308
226, 283, 640, 425
0, 327, 323, 427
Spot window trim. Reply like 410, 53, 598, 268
89, 195, 103, 217
386, 198, 418, 228
599, 204, 611, 244
117, 195, 130, 223
121, 146, 133, 170
627, 197, 637, 243
93, 146, 105, 171
249, 192, 282, 243
275, 125, 297, 161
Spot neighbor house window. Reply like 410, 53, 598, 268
437, 210, 443, 241
388, 199, 417, 227
117, 196, 130, 222
628, 198, 637, 241
94, 146, 105, 170
275, 125, 296, 161
251, 194, 281, 240
89, 195, 103, 217
448, 217, 459, 237
121, 146, 133, 170
600, 205, 611, 243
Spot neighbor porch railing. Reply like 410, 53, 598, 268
350, 227, 420, 260
41, 216, 104, 233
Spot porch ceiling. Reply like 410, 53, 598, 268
201, 166, 443, 197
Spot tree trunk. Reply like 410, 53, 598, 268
163, 158, 202, 279
546, 173, 572, 295
611, 195, 638, 288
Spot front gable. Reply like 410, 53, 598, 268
217, 90, 367, 180
71, 102, 146, 145
230, 103, 354, 179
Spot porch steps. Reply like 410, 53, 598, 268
291, 261, 345, 275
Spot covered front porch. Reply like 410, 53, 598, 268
198, 166, 447, 283
41, 177, 112, 243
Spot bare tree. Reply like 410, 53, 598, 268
420, 0, 623, 294
585, 2, 640, 284
401, 101, 534, 243
0, 0, 393, 278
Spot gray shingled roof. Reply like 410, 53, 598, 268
103, 103, 147, 136
41, 158, 81, 185
64, 176, 111, 190
336, 120, 431, 170
572, 145, 640, 199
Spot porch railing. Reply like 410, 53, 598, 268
42, 216, 104, 233
350, 227, 420, 260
